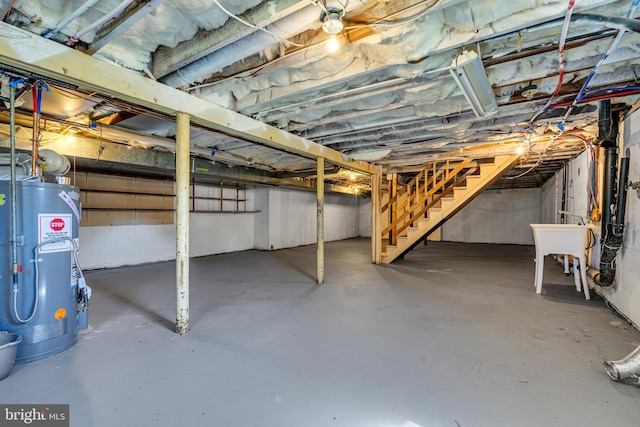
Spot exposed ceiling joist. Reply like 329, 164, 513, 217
0, 22, 376, 175
85, 0, 165, 55
150, 0, 309, 78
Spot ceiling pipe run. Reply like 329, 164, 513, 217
160, 0, 374, 88
572, 13, 640, 34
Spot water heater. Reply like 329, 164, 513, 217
0, 178, 84, 363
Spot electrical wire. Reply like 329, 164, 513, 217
504, 132, 593, 181
529, 0, 576, 125
213, 0, 304, 47
559, 0, 640, 127
504, 139, 554, 180
547, 87, 640, 109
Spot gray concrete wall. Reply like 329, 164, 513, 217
440, 188, 542, 245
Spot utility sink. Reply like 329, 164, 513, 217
530, 224, 591, 300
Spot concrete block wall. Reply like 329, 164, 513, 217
541, 150, 591, 226
79, 186, 362, 270
78, 188, 257, 269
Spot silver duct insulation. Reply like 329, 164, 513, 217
160, 0, 375, 88
604, 344, 640, 384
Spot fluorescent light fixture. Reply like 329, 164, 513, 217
450, 50, 498, 118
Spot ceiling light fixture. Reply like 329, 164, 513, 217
321, 8, 344, 53
449, 50, 498, 118
521, 83, 538, 100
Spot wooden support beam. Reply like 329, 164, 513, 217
0, 22, 376, 175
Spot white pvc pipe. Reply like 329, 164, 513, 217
43, 0, 99, 38
73, 0, 134, 41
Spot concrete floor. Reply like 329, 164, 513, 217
1, 239, 640, 426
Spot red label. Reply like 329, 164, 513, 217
50, 218, 65, 231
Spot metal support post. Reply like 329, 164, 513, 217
317, 157, 325, 284
176, 112, 190, 334
371, 168, 382, 264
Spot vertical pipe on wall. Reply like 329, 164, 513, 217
598, 100, 618, 241
317, 157, 325, 284
175, 112, 190, 334
9, 85, 18, 277
31, 85, 39, 176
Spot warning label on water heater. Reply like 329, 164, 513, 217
38, 213, 72, 253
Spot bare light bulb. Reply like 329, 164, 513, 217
516, 145, 526, 155
327, 34, 339, 53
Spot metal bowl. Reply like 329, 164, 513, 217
0, 332, 22, 381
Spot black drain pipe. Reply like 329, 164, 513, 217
595, 100, 630, 287
598, 100, 617, 236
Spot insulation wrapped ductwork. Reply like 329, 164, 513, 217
604, 345, 640, 384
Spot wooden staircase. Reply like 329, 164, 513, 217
379, 155, 519, 264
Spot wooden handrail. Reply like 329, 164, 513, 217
381, 160, 474, 213
383, 159, 474, 236
393, 168, 479, 237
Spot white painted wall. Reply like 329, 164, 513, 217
541, 152, 592, 226
80, 186, 363, 269
256, 187, 360, 250
359, 197, 372, 238
78, 212, 257, 270
78, 223, 177, 269
541, 173, 561, 224
79, 188, 257, 269
440, 188, 542, 245
253, 186, 270, 250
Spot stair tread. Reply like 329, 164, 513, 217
378, 155, 518, 264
